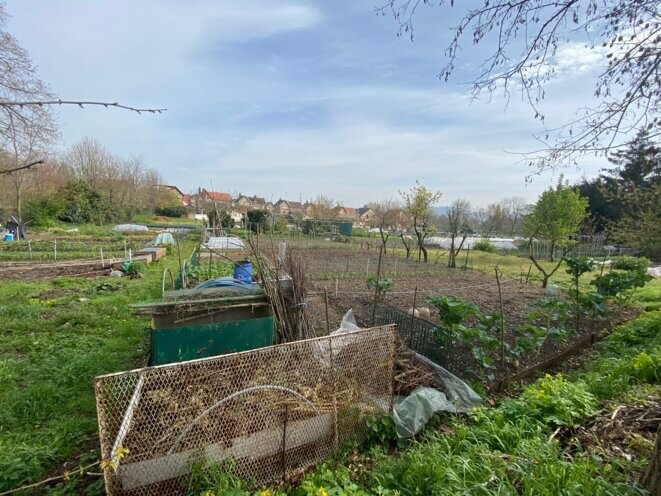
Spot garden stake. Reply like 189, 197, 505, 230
28, 240, 32, 259
370, 245, 384, 326
324, 289, 330, 335
494, 266, 505, 372
100, 248, 104, 267
409, 286, 418, 348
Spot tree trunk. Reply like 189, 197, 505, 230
549, 239, 557, 262
641, 427, 661, 496
448, 235, 456, 268
379, 228, 389, 254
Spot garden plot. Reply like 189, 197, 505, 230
301, 249, 633, 386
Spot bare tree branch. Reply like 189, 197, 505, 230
377, 0, 661, 172
0, 100, 166, 114
0, 158, 44, 175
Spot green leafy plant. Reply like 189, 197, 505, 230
426, 295, 479, 361
631, 351, 661, 383
501, 373, 598, 428
365, 414, 397, 448
456, 313, 501, 380
473, 239, 496, 252
366, 275, 393, 299
121, 260, 145, 278
514, 296, 570, 358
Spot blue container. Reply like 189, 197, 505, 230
3, 233, 14, 242
233, 260, 253, 284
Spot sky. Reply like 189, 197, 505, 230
6, 0, 608, 207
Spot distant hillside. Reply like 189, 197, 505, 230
432, 206, 450, 216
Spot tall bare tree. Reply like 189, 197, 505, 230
368, 199, 402, 254
447, 199, 472, 268
502, 196, 529, 234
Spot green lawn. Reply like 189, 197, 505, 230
0, 242, 194, 494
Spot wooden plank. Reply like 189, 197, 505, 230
118, 413, 333, 490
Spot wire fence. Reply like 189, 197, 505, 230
371, 304, 446, 367
95, 326, 396, 495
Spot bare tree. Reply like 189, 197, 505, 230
447, 199, 472, 268
502, 196, 529, 234
368, 199, 402, 254
0, 3, 163, 177
481, 202, 508, 237
309, 194, 337, 220
378, 0, 661, 173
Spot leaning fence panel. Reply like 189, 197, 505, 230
95, 325, 396, 495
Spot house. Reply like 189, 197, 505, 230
274, 199, 304, 217
333, 206, 358, 221
357, 207, 376, 224
234, 195, 269, 211
200, 189, 232, 203
303, 202, 315, 219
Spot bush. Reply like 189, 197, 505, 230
611, 256, 650, 274
473, 239, 496, 252
501, 374, 598, 428
154, 205, 186, 217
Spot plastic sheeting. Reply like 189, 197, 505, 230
393, 352, 482, 438
113, 224, 149, 233
205, 236, 246, 250
151, 233, 176, 246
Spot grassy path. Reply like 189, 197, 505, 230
0, 243, 194, 494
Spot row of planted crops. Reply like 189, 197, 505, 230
0, 237, 152, 261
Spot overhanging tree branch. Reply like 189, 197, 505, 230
0, 158, 44, 175
0, 100, 166, 114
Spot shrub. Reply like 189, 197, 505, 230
501, 374, 598, 428
611, 256, 650, 274
473, 239, 496, 252
154, 205, 186, 217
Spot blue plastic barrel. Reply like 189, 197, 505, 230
233, 260, 253, 284
3, 233, 14, 242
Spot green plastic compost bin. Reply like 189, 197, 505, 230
149, 315, 274, 365
131, 284, 276, 366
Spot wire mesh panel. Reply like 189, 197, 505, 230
95, 326, 396, 495
372, 304, 445, 366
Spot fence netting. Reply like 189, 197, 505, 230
95, 326, 396, 495
370, 304, 446, 366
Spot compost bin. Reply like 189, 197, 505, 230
131, 284, 275, 365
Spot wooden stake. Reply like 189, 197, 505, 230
54, 239, 57, 261
100, 248, 104, 267
370, 246, 384, 326
494, 266, 505, 372
324, 289, 331, 335
409, 286, 418, 347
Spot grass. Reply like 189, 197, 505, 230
185, 311, 661, 496
0, 241, 195, 494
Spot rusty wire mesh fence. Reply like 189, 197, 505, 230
95, 326, 396, 495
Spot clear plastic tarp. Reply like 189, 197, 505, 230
393, 352, 482, 438
113, 224, 149, 233
205, 236, 246, 250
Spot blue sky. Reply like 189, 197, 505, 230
6, 0, 606, 207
